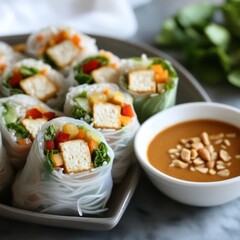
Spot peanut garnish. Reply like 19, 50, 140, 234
219, 150, 231, 162
171, 159, 188, 169
180, 148, 191, 163
217, 169, 230, 177
195, 166, 208, 174
198, 148, 211, 162
201, 132, 210, 146
168, 130, 237, 178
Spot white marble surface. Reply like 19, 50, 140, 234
2, 0, 240, 239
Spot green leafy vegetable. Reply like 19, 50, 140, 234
44, 124, 56, 141
134, 78, 178, 123
75, 73, 93, 85
70, 106, 92, 124
20, 66, 40, 77
7, 123, 30, 139
2, 102, 18, 124
156, 0, 240, 87
44, 149, 58, 172
42, 54, 57, 69
92, 142, 110, 167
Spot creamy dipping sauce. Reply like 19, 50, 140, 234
147, 119, 240, 182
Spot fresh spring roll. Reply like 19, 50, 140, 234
12, 117, 114, 216
64, 83, 140, 183
119, 54, 178, 123
25, 26, 98, 75
67, 50, 120, 86
0, 94, 61, 168
0, 41, 24, 81
0, 130, 14, 196
0, 58, 69, 109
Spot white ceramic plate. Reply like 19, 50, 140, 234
0, 34, 210, 230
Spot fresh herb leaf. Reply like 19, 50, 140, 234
204, 23, 230, 49
70, 106, 92, 124
7, 123, 30, 139
228, 69, 240, 87
9, 88, 24, 95
20, 66, 40, 77
42, 54, 57, 69
44, 124, 56, 141
155, 0, 240, 87
92, 142, 110, 167
176, 2, 215, 28
44, 149, 58, 172
75, 73, 93, 85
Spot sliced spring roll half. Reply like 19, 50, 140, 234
64, 83, 140, 183
1, 58, 69, 109
12, 117, 114, 216
0, 41, 25, 81
26, 26, 98, 75
119, 54, 178, 123
0, 130, 14, 197
68, 50, 120, 86
0, 94, 61, 168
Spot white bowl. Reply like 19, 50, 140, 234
134, 102, 240, 207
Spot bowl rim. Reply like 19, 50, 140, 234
134, 101, 240, 187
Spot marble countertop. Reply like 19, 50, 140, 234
1, 0, 240, 239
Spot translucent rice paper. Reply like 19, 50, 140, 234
0, 130, 13, 194
119, 54, 179, 123
0, 41, 25, 82
0, 94, 62, 168
0, 58, 69, 109
64, 83, 140, 183
26, 26, 98, 75
12, 117, 114, 216
67, 49, 121, 86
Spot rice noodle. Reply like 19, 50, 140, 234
12, 117, 114, 216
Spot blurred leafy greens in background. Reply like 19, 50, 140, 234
156, 0, 240, 87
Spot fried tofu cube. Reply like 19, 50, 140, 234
19, 74, 58, 102
128, 69, 156, 93
21, 118, 47, 140
93, 102, 121, 129
59, 139, 93, 173
91, 66, 119, 83
46, 40, 80, 68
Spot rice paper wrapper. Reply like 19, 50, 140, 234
26, 26, 98, 76
0, 94, 62, 168
0, 131, 14, 195
119, 54, 179, 123
0, 41, 25, 82
1, 58, 70, 110
64, 83, 140, 183
12, 117, 114, 216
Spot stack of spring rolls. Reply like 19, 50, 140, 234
0, 25, 178, 216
